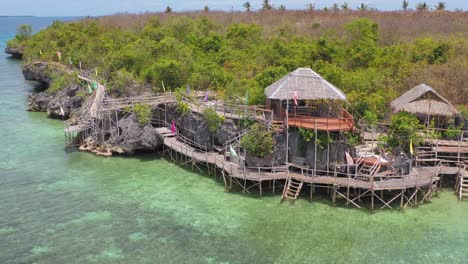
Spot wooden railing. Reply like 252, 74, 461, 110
340, 108, 354, 128
151, 118, 209, 151
102, 93, 176, 111
180, 96, 274, 127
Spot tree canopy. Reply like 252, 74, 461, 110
10, 14, 467, 122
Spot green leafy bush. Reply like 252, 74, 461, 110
444, 119, 463, 140
176, 101, 190, 115
363, 110, 378, 126
133, 103, 152, 124
48, 73, 78, 94
386, 111, 423, 151
240, 124, 274, 158
299, 127, 315, 142
343, 131, 361, 147
239, 116, 256, 128
203, 108, 224, 132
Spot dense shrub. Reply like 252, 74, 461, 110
386, 112, 423, 152
133, 103, 152, 124
240, 123, 274, 158
9, 13, 467, 118
203, 108, 224, 132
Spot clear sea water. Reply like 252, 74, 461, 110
1, 17, 468, 264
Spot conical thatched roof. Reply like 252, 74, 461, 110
264, 68, 347, 101
391, 84, 460, 117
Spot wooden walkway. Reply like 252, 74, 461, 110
159, 129, 439, 191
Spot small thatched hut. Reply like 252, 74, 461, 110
391, 84, 460, 127
265, 67, 353, 132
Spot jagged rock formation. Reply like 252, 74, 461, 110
23, 62, 84, 118
244, 133, 287, 167
4, 47, 23, 58
23, 61, 53, 85
109, 114, 160, 154
288, 130, 347, 170
216, 119, 238, 145
45, 84, 84, 118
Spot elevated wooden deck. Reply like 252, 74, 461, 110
161, 134, 438, 191
287, 116, 354, 132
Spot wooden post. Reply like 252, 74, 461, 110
326, 131, 330, 175
346, 165, 351, 206
285, 100, 289, 166
314, 121, 318, 176
458, 132, 463, 164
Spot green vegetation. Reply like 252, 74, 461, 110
385, 112, 423, 151
239, 116, 256, 128
48, 73, 78, 94
6, 24, 32, 48
240, 123, 274, 158
343, 131, 361, 147
298, 128, 335, 150
133, 103, 152, 124
444, 119, 463, 140
203, 108, 224, 132
422, 119, 442, 140
176, 101, 190, 115
299, 127, 315, 142
9, 11, 468, 122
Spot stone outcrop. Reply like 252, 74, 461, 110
46, 84, 83, 118
5, 47, 23, 59
23, 62, 84, 119
23, 61, 53, 85
108, 114, 160, 154
244, 133, 287, 167
288, 130, 347, 170
216, 119, 239, 145
163, 104, 243, 149
27, 92, 53, 112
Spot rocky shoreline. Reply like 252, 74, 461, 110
14, 60, 325, 167
15, 60, 275, 160
23, 61, 83, 118
4, 47, 23, 58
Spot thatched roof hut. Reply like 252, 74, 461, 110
391, 84, 460, 118
264, 68, 347, 101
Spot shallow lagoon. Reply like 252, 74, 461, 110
1, 18, 468, 264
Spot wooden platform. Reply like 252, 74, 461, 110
436, 146, 468, 154
155, 127, 176, 138
287, 116, 353, 132
161, 135, 438, 191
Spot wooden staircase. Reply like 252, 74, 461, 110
457, 165, 468, 201
281, 178, 304, 202
355, 158, 381, 179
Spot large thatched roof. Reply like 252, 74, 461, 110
391, 84, 460, 117
264, 68, 347, 101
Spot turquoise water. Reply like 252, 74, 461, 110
1, 17, 468, 264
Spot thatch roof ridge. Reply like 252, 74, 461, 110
391, 83, 460, 117
264, 67, 347, 101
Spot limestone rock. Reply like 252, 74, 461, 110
23, 62, 53, 85
216, 119, 239, 145
27, 92, 53, 112
4, 47, 23, 58
46, 84, 83, 118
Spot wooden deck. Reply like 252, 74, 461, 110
161, 135, 438, 191
287, 116, 354, 132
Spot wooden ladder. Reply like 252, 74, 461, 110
458, 168, 468, 201
282, 178, 304, 202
